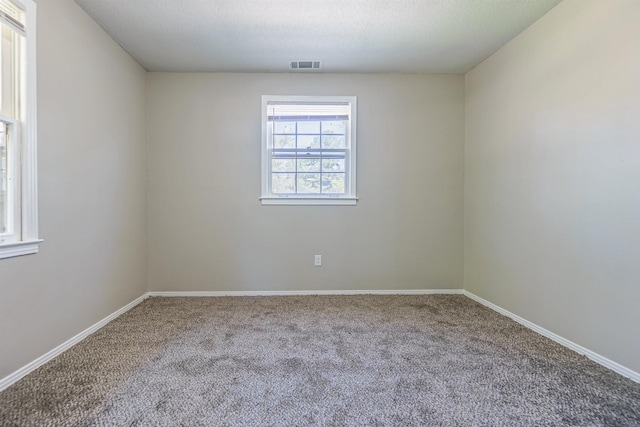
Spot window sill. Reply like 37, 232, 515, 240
0, 239, 43, 259
260, 197, 358, 206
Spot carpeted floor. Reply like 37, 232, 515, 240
1, 295, 639, 426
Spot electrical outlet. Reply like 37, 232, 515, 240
314, 255, 322, 266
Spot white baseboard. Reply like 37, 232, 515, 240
9, 288, 635, 394
0, 293, 149, 392
148, 289, 464, 297
463, 291, 640, 384
0, 288, 460, 391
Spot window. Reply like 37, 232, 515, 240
0, 0, 38, 259
261, 95, 357, 205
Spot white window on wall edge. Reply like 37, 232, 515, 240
261, 95, 357, 206
0, 0, 40, 259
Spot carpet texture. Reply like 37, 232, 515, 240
1, 295, 639, 426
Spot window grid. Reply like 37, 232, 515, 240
270, 119, 348, 196
261, 95, 357, 206
0, 0, 39, 259
0, 18, 19, 241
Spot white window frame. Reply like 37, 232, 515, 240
261, 95, 358, 206
0, 0, 39, 259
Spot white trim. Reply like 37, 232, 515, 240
0, 114, 19, 243
0, 0, 39, 259
20, 0, 38, 244
9, 288, 636, 396
12, 289, 636, 396
21, 0, 38, 241
0, 293, 148, 392
260, 197, 358, 206
261, 95, 357, 205
148, 289, 464, 297
463, 291, 640, 384
0, 238, 41, 258
0, 289, 460, 391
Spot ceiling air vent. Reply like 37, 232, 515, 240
289, 60, 322, 71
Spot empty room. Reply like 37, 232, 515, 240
1, 0, 639, 425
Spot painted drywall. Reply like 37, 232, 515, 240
0, 0, 147, 378
465, 0, 640, 372
147, 73, 464, 292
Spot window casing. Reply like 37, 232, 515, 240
261, 95, 357, 205
0, 0, 39, 259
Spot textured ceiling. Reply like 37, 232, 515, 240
74, 0, 562, 73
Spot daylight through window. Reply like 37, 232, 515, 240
261, 96, 357, 205
0, 0, 39, 259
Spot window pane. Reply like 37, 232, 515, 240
272, 173, 295, 193
297, 158, 320, 172
1, 25, 19, 117
263, 97, 356, 203
321, 135, 345, 148
297, 121, 320, 134
322, 121, 345, 134
297, 135, 320, 149
0, 122, 7, 233
272, 159, 294, 172
273, 135, 295, 148
297, 173, 321, 194
274, 121, 296, 134
0, 1, 26, 30
322, 173, 346, 194
322, 158, 345, 172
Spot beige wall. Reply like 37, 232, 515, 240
0, 0, 147, 377
465, 0, 640, 372
147, 73, 464, 292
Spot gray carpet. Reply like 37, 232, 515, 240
1, 295, 639, 426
